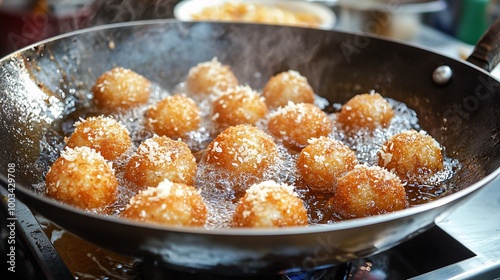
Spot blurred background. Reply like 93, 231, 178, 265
0, 0, 499, 58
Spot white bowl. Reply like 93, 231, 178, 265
173, 0, 336, 30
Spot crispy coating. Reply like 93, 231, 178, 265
124, 136, 197, 188
232, 181, 308, 227
212, 85, 268, 131
337, 92, 394, 132
205, 124, 279, 190
45, 146, 118, 210
65, 115, 132, 160
331, 165, 408, 219
121, 180, 207, 227
268, 102, 332, 150
378, 130, 444, 183
185, 58, 238, 96
297, 137, 358, 193
145, 94, 201, 139
262, 70, 315, 109
92, 67, 151, 110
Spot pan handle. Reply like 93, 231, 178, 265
466, 18, 500, 73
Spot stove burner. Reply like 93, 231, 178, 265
2, 178, 500, 280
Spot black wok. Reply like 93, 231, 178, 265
1, 20, 499, 275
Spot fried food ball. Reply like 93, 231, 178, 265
331, 165, 408, 219
65, 115, 132, 160
297, 137, 358, 193
121, 179, 207, 227
45, 146, 117, 210
337, 92, 394, 132
92, 67, 151, 110
204, 124, 279, 191
378, 130, 444, 183
262, 70, 315, 109
145, 94, 201, 139
232, 180, 308, 227
212, 85, 268, 131
268, 102, 333, 150
124, 136, 197, 188
185, 57, 239, 96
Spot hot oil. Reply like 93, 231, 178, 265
36, 82, 460, 227
196, 141, 298, 228
285, 98, 460, 224
194, 164, 238, 228
329, 98, 421, 165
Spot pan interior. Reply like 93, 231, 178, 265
1, 20, 499, 230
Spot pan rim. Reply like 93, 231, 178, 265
4, 168, 498, 236
3, 18, 498, 80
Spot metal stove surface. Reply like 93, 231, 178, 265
1, 175, 499, 280
412, 176, 500, 280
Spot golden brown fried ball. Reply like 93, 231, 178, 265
65, 115, 132, 161
185, 58, 239, 96
45, 146, 118, 210
92, 67, 151, 110
378, 130, 444, 183
337, 92, 394, 132
268, 102, 333, 150
297, 137, 358, 193
124, 136, 197, 188
205, 124, 279, 189
331, 165, 408, 219
145, 94, 201, 139
262, 70, 315, 109
212, 85, 268, 131
121, 179, 207, 227
232, 180, 308, 227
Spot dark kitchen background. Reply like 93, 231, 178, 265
1, 1, 500, 280
0, 0, 499, 58
0, 0, 180, 57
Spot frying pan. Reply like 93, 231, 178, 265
1, 20, 499, 275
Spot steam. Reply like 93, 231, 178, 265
88, 0, 179, 26
220, 24, 336, 94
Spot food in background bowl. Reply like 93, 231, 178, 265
174, 0, 336, 29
